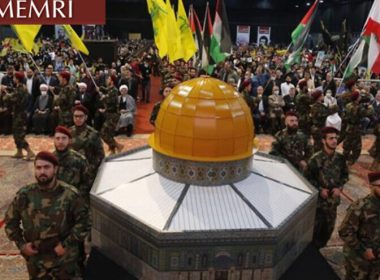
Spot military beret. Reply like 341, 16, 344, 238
321, 126, 339, 136
241, 80, 251, 90
109, 75, 118, 84
14, 71, 25, 80
72, 104, 88, 115
298, 80, 307, 89
351, 90, 360, 101
285, 111, 299, 118
59, 71, 71, 81
55, 125, 72, 138
311, 89, 323, 100
345, 79, 356, 89
368, 171, 380, 185
35, 151, 58, 166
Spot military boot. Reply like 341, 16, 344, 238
12, 149, 23, 159
25, 147, 35, 161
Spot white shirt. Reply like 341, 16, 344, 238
26, 77, 33, 94
280, 82, 294, 96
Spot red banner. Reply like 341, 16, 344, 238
0, 0, 105, 24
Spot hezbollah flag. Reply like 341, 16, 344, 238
12, 25, 41, 53
62, 25, 89, 55
209, 0, 232, 64
285, 0, 319, 69
177, 0, 196, 61
166, 0, 183, 62
147, 0, 168, 58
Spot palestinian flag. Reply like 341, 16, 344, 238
342, 0, 380, 81
209, 0, 232, 64
285, 0, 319, 69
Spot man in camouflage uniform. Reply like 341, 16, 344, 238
53, 71, 75, 127
343, 91, 374, 165
270, 112, 312, 172
306, 126, 349, 249
339, 171, 380, 280
4, 151, 90, 279
150, 85, 172, 126
310, 89, 338, 153
53, 126, 91, 200
295, 80, 313, 137
2, 71, 35, 160
71, 104, 105, 183
98, 75, 123, 155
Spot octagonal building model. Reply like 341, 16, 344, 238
90, 77, 318, 280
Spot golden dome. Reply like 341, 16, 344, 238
148, 77, 255, 162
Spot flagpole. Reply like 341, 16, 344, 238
28, 53, 47, 84
336, 37, 361, 89
77, 50, 98, 88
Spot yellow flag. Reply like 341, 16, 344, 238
12, 25, 41, 53
177, 0, 196, 61
9, 38, 28, 53
166, 0, 183, 62
147, 0, 168, 58
62, 25, 89, 55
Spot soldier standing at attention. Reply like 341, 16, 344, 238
3, 71, 35, 160
53, 126, 91, 200
339, 171, 380, 280
54, 71, 75, 127
295, 80, 313, 137
4, 151, 90, 279
150, 85, 172, 126
98, 75, 123, 155
270, 112, 312, 172
343, 90, 374, 165
306, 126, 349, 249
71, 104, 105, 183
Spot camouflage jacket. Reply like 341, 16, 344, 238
306, 150, 349, 190
54, 85, 75, 112
150, 101, 162, 125
345, 102, 374, 128
70, 124, 105, 181
54, 149, 91, 198
100, 86, 119, 113
270, 128, 312, 168
4, 180, 90, 250
3, 84, 28, 115
310, 102, 338, 128
295, 92, 313, 115
339, 193, 380, 257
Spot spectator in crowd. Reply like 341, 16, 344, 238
117, 85, 136, 137
32, 84, 53, 134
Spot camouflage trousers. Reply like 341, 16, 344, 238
100, 113, 119, 150
25, 249, 83, 280
311, 125, 323, 153
12, 115, 28, 149
312, 196, 340, 249
343, 249, 380, 280
343, 130, 362, 164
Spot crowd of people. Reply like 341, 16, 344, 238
2, 38, 380, 279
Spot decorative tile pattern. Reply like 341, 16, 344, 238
152, 150, 252, 186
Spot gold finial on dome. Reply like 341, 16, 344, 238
148, 77, 255, 162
